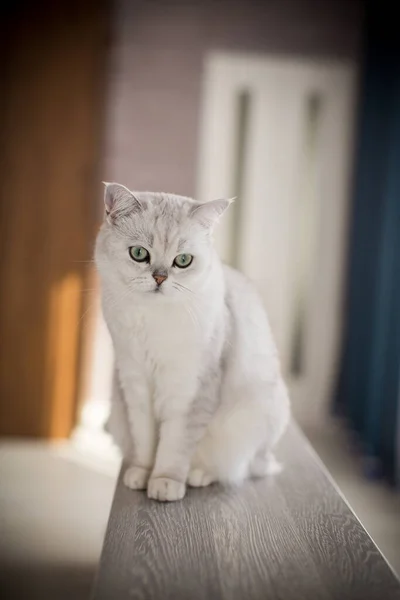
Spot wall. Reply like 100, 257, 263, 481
104, 0, 363, 192
83, 0, 364, 435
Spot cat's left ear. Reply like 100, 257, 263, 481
189, 198, 234, 228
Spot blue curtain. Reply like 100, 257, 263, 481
335, 1, 400, 486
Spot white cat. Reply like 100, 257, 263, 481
95, 183, 290, 502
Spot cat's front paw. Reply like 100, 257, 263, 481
123, 466, 150, 490
187, 468, 214, 488
147, 477, 186, 502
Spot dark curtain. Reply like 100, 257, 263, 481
335, 1, 400, 485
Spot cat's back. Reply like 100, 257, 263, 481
222, 263, 277, 358
222, 264, 264, 308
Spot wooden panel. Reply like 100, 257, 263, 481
93, 424, 400, 600
0, 1, 110, 437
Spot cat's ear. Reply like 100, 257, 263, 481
189, 198, 234, 228
103, 182, 143, 221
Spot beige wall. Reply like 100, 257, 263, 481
104, 0, 363, 196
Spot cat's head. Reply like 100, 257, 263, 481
95, 183, 232, 300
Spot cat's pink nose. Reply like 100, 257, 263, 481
153, 273, 167, 286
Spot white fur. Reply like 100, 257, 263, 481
95, 184, 290, 501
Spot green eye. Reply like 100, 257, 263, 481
173, 253, 193, 268
129, 246, 149, 263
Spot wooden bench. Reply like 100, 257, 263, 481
93, 424, 400, 600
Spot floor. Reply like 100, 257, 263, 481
0, 421, 399, 599
0, 439, 118, 600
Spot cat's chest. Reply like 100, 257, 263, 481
108, 302, 201, 366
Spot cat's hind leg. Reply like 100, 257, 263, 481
187, 468, 215, 488
249, 447, 282, 478
190, 401, 266, 485
190, 379, 289, 486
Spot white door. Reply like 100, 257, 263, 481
196, 53, 357, 426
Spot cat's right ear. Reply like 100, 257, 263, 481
189, 197, 234, 229
103, 182, 143, 222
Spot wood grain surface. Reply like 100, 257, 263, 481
93, 424, 400, 600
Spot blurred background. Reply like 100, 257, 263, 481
1, 0, 399, 598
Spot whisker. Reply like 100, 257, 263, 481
182, 303, 201, 332
79, 303, 96, 325
172, 284, 202, 331
72, 260, 96, 264
189, 306, 201, 330
173, 282, 195, 295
